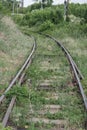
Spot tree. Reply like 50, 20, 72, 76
0, 0, 13, 12
21, 0, 24, 8
47, 0, 53, 6
33, 0, 53, 9
64, 0, 70, 21
84, 9, 87, 22
0, 0, 19, 14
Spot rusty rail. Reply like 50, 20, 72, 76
2, 96, 16, 127
0, 36, 36, 104
1, 36, 36, 127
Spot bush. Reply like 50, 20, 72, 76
6, 85, 29, 105
27, 3, 41, 11
39, 20, 54, 31
0, 2, 3, 10
12, 15, 23, 25
69, 3, 87, 21
21, 7, 63, 28
84, 9, 87, 23
80, 24, 87, 34
0, 1, 13, 14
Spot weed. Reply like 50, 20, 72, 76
39, 20, 54, 32
45, 112, 64, 120
0, 123, 12, 130
28, 123, 38, 130
6, 85, 29, 105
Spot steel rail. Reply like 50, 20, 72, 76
51, 36, 83, 79
44, 34, 87, 110
2, 36, 36, 127
0, 37, 36, 103
2, 96, 16, 127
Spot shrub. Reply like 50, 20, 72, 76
6, 85, 29, 105
12, 15, 23, 25
0, 2, 3, 10
39, 20, 54, 31
80, 24, 87, 34
84, 9, 87, 23
69, 3, 87, 21
28, 3, 41, 11
21, 7, 63, 28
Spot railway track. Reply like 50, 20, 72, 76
0, 33, 86, 130
0, 36, 36, 127
42, 33, 87, 110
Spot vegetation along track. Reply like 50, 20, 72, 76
0, 35, 36, 127
0, 32, 87, 130
5, 31, 86, 130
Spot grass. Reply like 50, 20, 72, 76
0, 123, 12, 130
0, 16, 33, 88
0, 16, 34, 122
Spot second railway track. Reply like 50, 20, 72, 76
0, 35, 36, 128
0, 33, 87, 130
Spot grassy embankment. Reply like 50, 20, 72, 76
0, 16, 33, 92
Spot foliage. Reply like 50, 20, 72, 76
0, 0, 15, 14
27, 3, 41, 11
45, 112, 64, 119
12, 15, 23, 25
0, 0, 26, 14
29, 90, 46, 105
69, 3, 87, 22
0, 124, 12, 130
56, 22, 87, 38
0, 1, 3, 10
6, 85, 29, 104
84, 9, 87, 22
39, 20, 54, 31
33, 0, 53, 9
20, 7, 63, 28
27, 123, 38, 130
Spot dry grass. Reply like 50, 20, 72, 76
62, 37, 87, 56
0, 16, 33, 86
